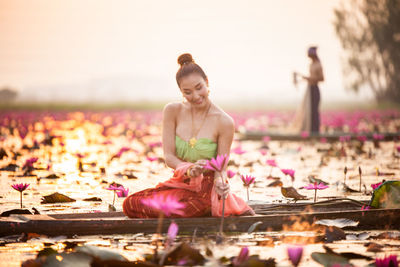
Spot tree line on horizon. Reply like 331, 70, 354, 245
334, 0, 400, 104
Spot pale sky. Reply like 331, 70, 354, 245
0, 0, 373, 105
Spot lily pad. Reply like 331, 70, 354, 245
41, 192, 76, 204
311, 252, 350, 267
247, 221, 263, 234
315, 218, 358, 228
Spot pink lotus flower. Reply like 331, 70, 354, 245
226, 170, 236, 178
396, 146, 400, 153
115, 147, 130, 158
300, 131, 309, 138
232, 247, 249, 266
141, 194, 185, 217
375, 254, 398, 267
240, 174, 256, 187
116, 187, 129, 197
241, 174, 256, 201
75, 153, 85, 159
231, 146, 246, 155
23, 157, 38, 169
304, 182, 329, 202
12, 183, 30, 208
259, 149, 268, 156
287, 246, 303, 267
166, 221, 179, 247
339, 135, 351, 142
204, 154, 229, 173
357, 135, 367, 142
281, 169, 295, 181
266, 159, 277, 167
12, 183, 30, 192
373, 133, 385, 140
371, 182, 383, 190
262, 136, 271, 143
320, 137, 327, 143
361, 205, 371, 211
146, 156, 158, 162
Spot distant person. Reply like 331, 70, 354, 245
292, 46, 324, 134
123, 53, 254, 218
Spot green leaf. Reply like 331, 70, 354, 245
41, 192, 76, 204
311, 252, 350, 267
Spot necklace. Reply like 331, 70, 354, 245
189, 102, 212, 148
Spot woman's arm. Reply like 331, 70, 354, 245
162, 103, 184, 169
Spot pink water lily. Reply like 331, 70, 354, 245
226, 170, 236, 178
141, 194, 185, 217
339, 135, 351, 142
266, 159, 277, 167
375, 254, 398, 267
166, 221, 179, 247
320, 137, 327, 143
262, 136, 271, 143
12, 183, 30, 208
12, 183, 30, 192
241, 175, 256, 187
146, 156, 158, 162
304, 182, 329, 202
232, 247, 249, 266
281, 168, 295, 181
259, 149, 268, 156
23, 157, 38, 171
204, 154, 229, 173
300, 131, 309, 138
371, 182, 383, 190
231, 146, 246, 155
396, 145, 400, 153
287, 246, 303, 267
373, 133, 385, 140
116, 187, 129, 197
241, 174, 256, 201
357, 135, 367, 142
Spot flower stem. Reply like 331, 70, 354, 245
20, 192, 23, 209
112, 191, 116, 206
314, 189, 317, 203
154, 212, 164, 263
246, 187, 249, 201
269, 166, 272, 177
219, 175, 225, 236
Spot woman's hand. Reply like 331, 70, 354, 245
214, 176, 230, 199
187, 160, 207, 178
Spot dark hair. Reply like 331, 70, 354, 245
176, 53, 208, 86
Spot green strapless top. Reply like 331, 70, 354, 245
175, 135, 217, 163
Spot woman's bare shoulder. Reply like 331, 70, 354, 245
163, 102, 183, 115
213, 105, 234, 128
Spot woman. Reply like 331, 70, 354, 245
123, 53, 254, 218
292, 46, 324, 134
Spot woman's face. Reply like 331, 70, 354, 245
179, 73, 209, 107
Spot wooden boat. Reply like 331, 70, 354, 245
1, 199, 399, 237
241, 131, 398, 141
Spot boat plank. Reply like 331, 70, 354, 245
1, 208, 399, 237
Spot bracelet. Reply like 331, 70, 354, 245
186, 165, 195, 177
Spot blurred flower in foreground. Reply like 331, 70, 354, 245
232, 247, 249, 266
12, 183, 30, 208
375, 254, 398, 267
304, 182, 329, 202
287, 245, 303, 267
141, 194, 185, 217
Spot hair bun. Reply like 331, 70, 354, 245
177, 53, 194, 66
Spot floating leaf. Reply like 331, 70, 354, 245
247, 221, 263, 234
324, 226, 346, 243
76, 245, 126, 261
162, 242, 205, 266
311, 252, 350, 267
365, 242, 384, 252
315, 218, 358, 228
41, 192, 76, 204
346, 232, 370, 240
1, 208, 32, 217
83, 197, 102, 202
